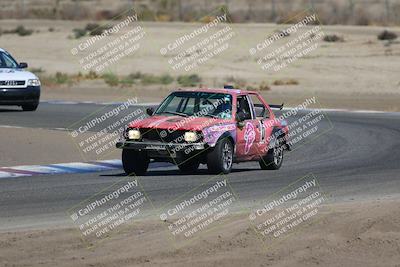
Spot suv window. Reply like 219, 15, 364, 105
237, 95, 252, 120
155, 92, 232, 119
0, 52, 18, 68
250, 94, 270, 118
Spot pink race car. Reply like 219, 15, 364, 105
116, 86, 290, 175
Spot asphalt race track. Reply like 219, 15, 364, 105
1, 102, 400, 231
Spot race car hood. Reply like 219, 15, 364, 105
128, 115, 231, 131
0, 68, 38, 81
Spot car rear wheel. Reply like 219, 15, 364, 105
207, 138, 233, 174
21, 102, 39, 111
259, 142, 284, 170
122, 149, 149, 175
178, 159, 200, 174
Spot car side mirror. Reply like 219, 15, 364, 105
19, 62, 28, 68
146, 107, 154, 116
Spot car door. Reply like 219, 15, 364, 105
248, 93, 275, 157
235, 94, 261, 160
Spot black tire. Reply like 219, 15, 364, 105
259, 142, 284, 170
22, 102, 39, 111
122, 149, 149, 175
207, 138, 234, 174
178, 159, 200, 174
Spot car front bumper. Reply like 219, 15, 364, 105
0, 86, 40, 105
116, 140, 206, 150
116, 140, 208, 159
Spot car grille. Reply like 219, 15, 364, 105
0, 80, 25, 86
140, 128, 186, 143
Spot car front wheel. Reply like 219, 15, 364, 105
22, 102, 39, 111
207, 138, 233, 174
259, 143, 284, 170
122, 149, 149, 175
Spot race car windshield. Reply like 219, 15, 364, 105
155, 92, 233, 119
0, 52, 19, 69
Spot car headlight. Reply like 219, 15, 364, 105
184, 131, 198, 142
27, 79, 41, 86
127, 129, 141, 140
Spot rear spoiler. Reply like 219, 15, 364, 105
269, 103, 284, 110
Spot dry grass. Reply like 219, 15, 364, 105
273, 79, 299, 86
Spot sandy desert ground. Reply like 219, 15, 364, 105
0, 19, 399, 111
1, 18, 400, 267
1, 198, 399, 267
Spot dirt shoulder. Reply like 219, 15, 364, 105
0, 198, 399, 267
42, 83, 400, 112
0, 20, 398, 111
0, 127, 118, 167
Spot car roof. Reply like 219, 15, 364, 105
0, 48, 6, 53
174, 87, 256, 96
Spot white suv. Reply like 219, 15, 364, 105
0, 48, 40, 111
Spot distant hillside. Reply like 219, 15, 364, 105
1, 0, 399, 25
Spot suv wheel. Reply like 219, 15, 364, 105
207, 138, 233, 174
122, 149, 149, 175
259, 142, 284, 170
22, 102, 39, 111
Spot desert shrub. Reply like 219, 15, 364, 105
273, 79, 299, 86
4, 25, 33, 36
102, 72, 119, 86
286, 79, 299, 85
200, 15, 216, 23
156, 14, 172, 22
226, 76, 247, 89
54, 72, 69, 84
378, 30, 397, 41
129, 72, 144, 80
85, 23, 99, 32
273, 80, 284, 86
119, 77, 135, 86
29, 67, 45, 74
141, 74, 160, 85
40, 72, 70, 86
177, 74, 201, 87
258, 81, 270, 91
141, 74, 170, 85
323, 34, 344, 42
73, 28, 87, 39
159, 74, 174, 85
85, 23, 109, 36
48, 27, 55, 32
85, 71, 99, 80
182, 10, 200, 22
139, 7, 156, 21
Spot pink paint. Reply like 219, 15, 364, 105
244, 122, 255, 154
